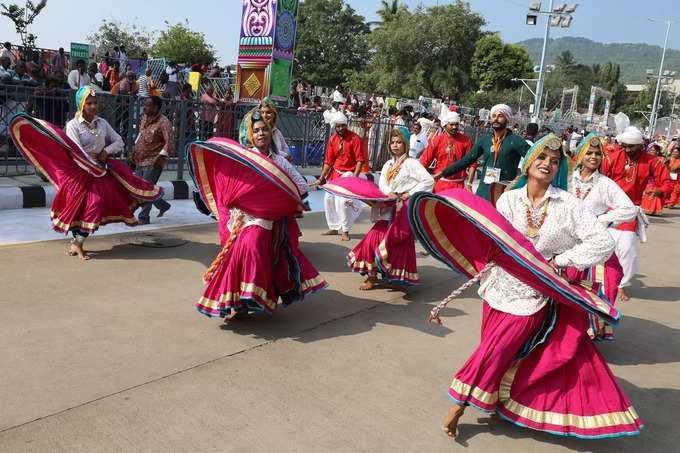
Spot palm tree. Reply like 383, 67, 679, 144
377, 0, 400, 22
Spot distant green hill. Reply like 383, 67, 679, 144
516, 37, 680, 84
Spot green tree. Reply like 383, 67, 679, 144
152, 21, 216, 66
86, 19, 154, 59
0, 0, 47, 48
294, 0, 370, 87
471, 35, 533, 91
376, 0, 407, 23
621, 80, 672, 123
350, 2, 485, 99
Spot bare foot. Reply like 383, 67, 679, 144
442, 404, 465, 438
321, 229, 339, 236
224, 308, 249, 321
617, 287, 630, 302
68, 243, 91, 260
340, 232, 350, 241
359, 276, 378, 290
418, 250, 429, 256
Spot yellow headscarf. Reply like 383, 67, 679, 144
75, 86, 96, 118
574, 133, 604, 166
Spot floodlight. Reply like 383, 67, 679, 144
561, 16, 573, 27
565, 3, 578, 13
533, 65, 541, 72
551, 15, 563, 26
529, 2, 541, 12
553, 3, 567, 12
526, 13, 537, 25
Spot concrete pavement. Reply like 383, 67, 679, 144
0, 211, 678, 452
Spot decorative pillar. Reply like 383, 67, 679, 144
236, 0, 299, 108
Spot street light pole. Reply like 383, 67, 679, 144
533, 0, 553, 123
668, 90, 678, 138
648, 18, 678, 138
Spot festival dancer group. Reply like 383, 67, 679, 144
11, 96, 657, 441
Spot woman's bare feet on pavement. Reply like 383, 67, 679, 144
340, 232, 350, 241
67, 243, 91, 260
617, 287, 630, 301
321, 229, 339, 236
224, 309, 249, 321
442, 404, 466, 438
359, 276, 378, 290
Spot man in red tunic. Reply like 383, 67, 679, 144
420, 111, 473, 193
601, 126, 672, 301
310, 112, 365, 241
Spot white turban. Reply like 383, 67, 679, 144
616, 126, 644, 145
417, 117, 433, 127
441, 111, 460, 126
490, 104, 513, 124
330, 111, 348, 127
332, 90, 346, 104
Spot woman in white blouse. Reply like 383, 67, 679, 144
347, 127, 434, 290
442, 134, 642, 439
569, 133, 636, 337
570, 133, 636, 226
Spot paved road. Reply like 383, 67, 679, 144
0, 211, 678, 452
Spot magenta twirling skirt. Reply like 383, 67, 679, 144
375, 201, 419, 285
196, 224, 278, 316
196, 218, 328, 318
448, 302, 643, 438
346, 220, 389, 275
565, 254, 623, 341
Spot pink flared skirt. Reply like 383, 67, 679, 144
374, 202, 419, 285
448, 302, 643, 438
196, 220, 327, 318
346, 220, 389, 275
50, 160, 161, 234
565, 254, 622, 341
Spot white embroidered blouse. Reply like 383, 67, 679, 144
372, 155, 434, 222
569, 169, 637, 226
478, 185, 615, 316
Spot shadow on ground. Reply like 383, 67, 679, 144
451, 377, 678, 452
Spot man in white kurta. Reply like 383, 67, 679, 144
310, 112, 365, 241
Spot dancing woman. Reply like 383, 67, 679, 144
569, 133, 636, 339
192, 109, 326, 320
9, 87, 163, 259
415, 135, 642, 438
347, 127, 434, 290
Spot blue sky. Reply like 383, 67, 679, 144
4, 0, 680, 64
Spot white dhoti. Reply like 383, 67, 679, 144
609, 229, 638, 288
324, 171, 363, 232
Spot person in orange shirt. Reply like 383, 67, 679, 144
309, 112, 365, 241
420, 111, 473, 193
664, 145, 680, 207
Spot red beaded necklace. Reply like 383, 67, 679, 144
575, 187, 591, 200
525, 199, 550, 238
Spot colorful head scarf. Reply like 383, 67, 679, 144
75, 86, 95, 118
509, 133, 567, 191
388, 126, 411, 155
259, 97, 279, 126
239, 107, 272, 150
575, 133, 604, 165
